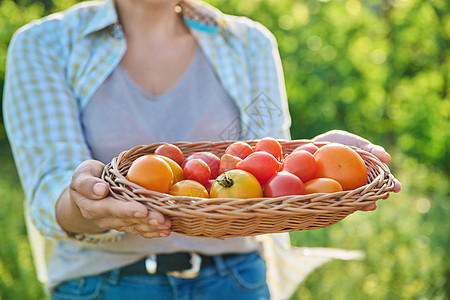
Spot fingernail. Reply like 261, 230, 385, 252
134, 211, 147, 218
93, 183, 107, 197
159, 232, 170, 237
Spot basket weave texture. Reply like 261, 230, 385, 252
102, 140, 395, 238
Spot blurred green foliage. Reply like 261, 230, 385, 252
0, 0, 448, 299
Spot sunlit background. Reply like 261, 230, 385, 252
0, 0, 448, 299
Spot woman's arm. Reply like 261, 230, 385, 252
3, 20, 169, 241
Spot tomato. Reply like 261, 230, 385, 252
304, 178, 343, 194
169, 180, 209, 198
219, 153, 242, 174
314, 143, 367, 190
154, 143, 184, 165
224, 141, 254, 159
210, 170, 263, 198
155, 155, 184, 184
236, 151, 282, 185
293, 143, 319, 155
182, 152, 220, 179
203, 179, 215, 193
254, 137, 283, 161
183, 159, 211, 185
126, 155, 173, 193
282, 150, 317, 182
264, 171, 305, 197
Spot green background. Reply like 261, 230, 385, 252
0, 0, 448, 299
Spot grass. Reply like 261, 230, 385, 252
0, 133, 448, 300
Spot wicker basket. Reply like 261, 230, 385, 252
102, 140, 395, 238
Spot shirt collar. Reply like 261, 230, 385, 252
81, 0, 225, 38
81, 0, 119, 37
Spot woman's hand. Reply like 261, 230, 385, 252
56, 160, 171, 238
312, 130, 402, 210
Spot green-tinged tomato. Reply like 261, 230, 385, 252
210, 169, 263, 198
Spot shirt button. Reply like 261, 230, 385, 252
109, 23, 124, 40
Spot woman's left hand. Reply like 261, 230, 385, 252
312, 130, 402, 211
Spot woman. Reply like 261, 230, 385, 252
3, 0, 400, 299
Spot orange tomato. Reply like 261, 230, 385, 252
314, 143, 367, 190
219, 153, 242, 174
304, 178, 343, 194
126, 155, 173, 193
169, 180, 209, 198
254, 137, 283, 161
154, 143, 184, 165
155, 155, 184, 184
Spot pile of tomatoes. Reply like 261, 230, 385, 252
126, 137, 368, 199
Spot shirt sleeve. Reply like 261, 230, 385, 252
246, 22, 292, 140
2, 21, 122, 243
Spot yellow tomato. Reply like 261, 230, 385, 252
169, 180, 209, 198
210, 169, 263, 199
155, 155, 184, 184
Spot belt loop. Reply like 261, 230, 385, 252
105, 268, 121, 285
212, 255, 228, 277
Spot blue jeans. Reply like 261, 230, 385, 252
51, 252, 270, 300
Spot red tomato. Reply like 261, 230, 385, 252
304, 178, 343, 194
292, 143, 319, 155
236, 151, 282, 185
183, 159, 211, 185
264, 171, 305, 197
282, 150, 317, 182
254, 137, 283, 161
182, 152, 220, 179
219, 153, 242, 174
154, 143, 184, 165
203, 179, 215, 193
224, 141, 254, 159
210, 170, 263, 198
314, 143, 367, 190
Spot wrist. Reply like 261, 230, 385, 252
56, 188, 106, 234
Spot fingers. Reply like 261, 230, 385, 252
360, 203, 377, 211
393, 178, 402, 193
74, 195, 171, 236
70, 160, 108, 200
97, 217, 171, 238
367, 145, 391, 164
75, 196, 148, 220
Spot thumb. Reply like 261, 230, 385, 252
70, 160, 109, 200
93, 182, 109, 198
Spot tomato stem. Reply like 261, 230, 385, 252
217, 173, 234, 188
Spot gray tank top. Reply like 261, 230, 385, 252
56, 46, 261, 275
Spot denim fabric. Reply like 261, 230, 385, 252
51, 252, 270, 300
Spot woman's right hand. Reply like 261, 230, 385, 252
56, 160, 171, 238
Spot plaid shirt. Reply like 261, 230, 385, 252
3, 0, 291, 242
